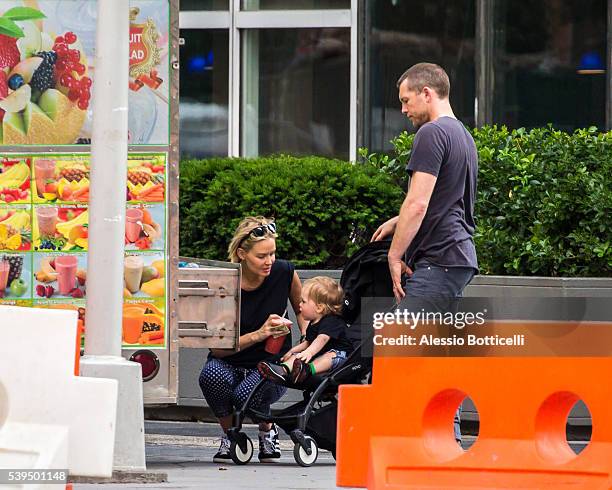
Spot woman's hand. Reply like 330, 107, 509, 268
295, 351, 313, 363
254, 314, 287, 342
371, 216, 399, 242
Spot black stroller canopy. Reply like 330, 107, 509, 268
340, 239, 395, 326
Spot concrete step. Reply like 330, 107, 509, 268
145, 421, 590, 454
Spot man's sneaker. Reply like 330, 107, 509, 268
291, 358, 312, 385
257, 361, 289, 384
213, 435, 231, 463
258, 424, 281, 462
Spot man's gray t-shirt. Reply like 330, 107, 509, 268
405, 116, 478, 271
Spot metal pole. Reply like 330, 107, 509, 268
349, 0, 358, 162
80, 0, 146, 471
607, 0, 611, 130
85, 0, 129, 357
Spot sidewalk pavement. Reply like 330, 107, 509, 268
73, 421, 354, 490
73, 420, 584, 489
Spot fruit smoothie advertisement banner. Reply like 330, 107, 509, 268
0, 152, 168, 349
34, 251, 86, 298
0, 0, 170, 145
33, 205, 88, 251
0, 252, 31, 304
123, 298, 165, 346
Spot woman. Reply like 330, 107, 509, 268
199, 216, 306, 463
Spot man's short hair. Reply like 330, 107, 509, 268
396, 63, 450, 99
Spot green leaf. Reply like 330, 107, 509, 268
2, 7, 46, 21
0, 17, 24, 38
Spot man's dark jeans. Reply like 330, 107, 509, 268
403, 260, 475, 299
399, 260, 476, 444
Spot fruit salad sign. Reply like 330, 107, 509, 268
0, 152, 168, 349
0, 0, 170, 145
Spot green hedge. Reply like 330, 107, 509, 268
361, 125, 612, 277
180, 126, 611, 276
179, 156, 404, 268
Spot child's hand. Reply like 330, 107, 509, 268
295, 351, 312, 363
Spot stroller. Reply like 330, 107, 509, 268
226, 240, 395, 466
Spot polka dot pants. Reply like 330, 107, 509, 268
199, 357, 287, 418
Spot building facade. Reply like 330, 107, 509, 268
179, 0, 610, 160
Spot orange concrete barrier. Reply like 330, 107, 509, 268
74, 321, 84, 376
337, 356, 612, 489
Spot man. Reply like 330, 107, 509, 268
371, 63, 478, 443
372, 62, 478, 303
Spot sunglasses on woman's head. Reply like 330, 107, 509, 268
239, 222, 277, 248
250, 222, 276, 238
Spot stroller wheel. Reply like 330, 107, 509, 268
293, 436, 318, 467
230, 434, 254, 465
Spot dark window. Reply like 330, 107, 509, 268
241, 0, 350, 9
242, 28, 350, 159
179, 30, 229, 158
364, 0, 476, 153
180, 0, 229, 10
493, 0, 606, 130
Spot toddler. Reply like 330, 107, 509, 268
258, 276, 353, 384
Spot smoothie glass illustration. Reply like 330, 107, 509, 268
123, 307, 145, 343
36, 206, 58, 238
125, 208, 144, 243
35, 159, 56, 198
55, 255, 78, 294
124, 255, 144, 293
0, 260, 10, 292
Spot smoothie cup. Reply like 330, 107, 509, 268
36, 206, 58, 238
124, 255, 144, 293
55, 255, 78, 295
264, 320, 292, 354
0, 260, 10, 292
125, 208, 144, 243
35, 159, 56, 198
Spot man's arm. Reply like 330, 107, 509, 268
388, 171, 438, 301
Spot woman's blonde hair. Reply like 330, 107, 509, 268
303, 276, 344, 316
228, 216, 277, 263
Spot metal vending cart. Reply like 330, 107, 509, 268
124, 258, 241, 404
0, 0, 238, 405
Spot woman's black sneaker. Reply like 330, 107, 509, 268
213, 435, 231, 463
258, 424, 281, 462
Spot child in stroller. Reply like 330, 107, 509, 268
257, 276, 353, 385
225, 240, 394, 466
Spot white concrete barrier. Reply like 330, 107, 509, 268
0, 306, 118, 479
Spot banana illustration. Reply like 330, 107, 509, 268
56, 210, 89, 237
3, 210, 31, 231
0, 163, 29, 188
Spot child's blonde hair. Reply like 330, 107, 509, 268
303, 276, 344, 316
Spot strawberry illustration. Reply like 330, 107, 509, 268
0, 34, 20, 70
0, 71, 7, 99
0, 71, 7, 121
